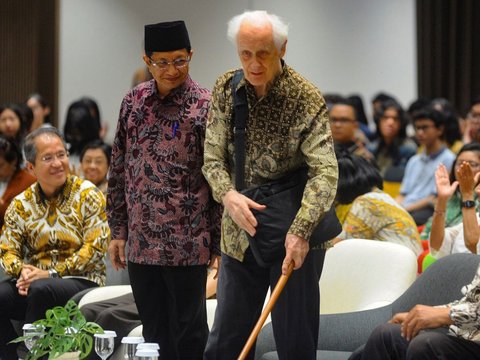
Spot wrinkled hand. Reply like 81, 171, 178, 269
108, 239, 127, 270
456, 162, 480, 197
435, 164, 457, 200
16, 264, 49, 296
389, 312, 408, 324
222, 190, 266, 236
400, 305, 452, 341
282, 233, 309, 275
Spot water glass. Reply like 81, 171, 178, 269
121, 336, 144, 360
94, 331, 117, 360
135, 348, 159, 360
22, 324, 44, 351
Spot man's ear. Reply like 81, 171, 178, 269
280, 40, 287, 58
142, 54, 150, 66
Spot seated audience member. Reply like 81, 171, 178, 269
81, 257, 219, 359
79, 97, 108, 141
396, 106, 456, 225
0, 127, 110, 359
348, 94, 376, 142
0, 135, 36, 230
421, 143, 480, 240
367, 100, 417, 181
431, 98, 463, 153
80, 140, 112, 195
26, 93, 51, 132
371, 92, 398, 125
329, 99, 374, 161
63, 100, 102, 173
332, 151, 422, 256
0, 103, 27, 146
462, 96, 480, 144
349, 263, 480, 360
428, 162, 480, 258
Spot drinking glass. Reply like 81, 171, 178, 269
94, 331, 117, 360
121, 336, 144, 360
22, 324, 44, 351
135, 348, 159, 360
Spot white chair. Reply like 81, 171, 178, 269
319, 239, 418, 314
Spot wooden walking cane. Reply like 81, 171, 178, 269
237, 261, 295, 360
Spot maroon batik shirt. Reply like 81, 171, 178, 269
107, 77, 221, 266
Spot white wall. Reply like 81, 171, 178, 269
59, 0, 416, 143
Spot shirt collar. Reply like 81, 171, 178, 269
36, 175, 73, 205
420, 146, 447, 161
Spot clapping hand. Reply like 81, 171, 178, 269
456, 162, 480, 198
435, 164, 457, 200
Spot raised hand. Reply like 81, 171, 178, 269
435, 163, 457, 200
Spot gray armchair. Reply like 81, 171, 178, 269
255, 253, 480, 360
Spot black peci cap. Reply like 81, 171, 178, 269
144, 20, 191, 53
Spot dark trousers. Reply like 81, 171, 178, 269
128, 262, 208, 360
350, 323, 480, 360
204, 248, 325, 360
81, 292, 141, 359
409, 206, 434, 226
0, 277, 97, 360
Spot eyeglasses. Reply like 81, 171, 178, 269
329, 117, 355, 125
83, 158, 107, 166
467, 112, 480, 121
455, 160, 480, 170
414, 124, 434, 132
149, 56, 191, 70
40, 151, 69, 164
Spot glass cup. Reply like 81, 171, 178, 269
94, 331, 117, 360
135, 348, 159, 360
136, 343, 160, 351
121, 336, 144, 360
22, 324, 44, 351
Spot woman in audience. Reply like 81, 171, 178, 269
0, 135, 36, 230
26, 93, 51, 132
63, 100, 101, 173
367, 100, 417, 181
0, 103, 27, 146
421, 142, 480, 240
431, 97, 463, 153
429, 161, 480, 258
80, 140, 111, 195
332, 151, 422, 255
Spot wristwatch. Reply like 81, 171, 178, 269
461, 200, 476, 209
48, 269, 60, 278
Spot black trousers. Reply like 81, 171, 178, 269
81, 292, 141, 359
128, 262, 208, 360
0, 277, 97, 360
204, 248, 325, 360
350, 323, 480, 360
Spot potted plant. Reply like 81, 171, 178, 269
11, 300, 104, 360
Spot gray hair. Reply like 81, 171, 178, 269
24, 126, 67, 164
227, 10, 289, 52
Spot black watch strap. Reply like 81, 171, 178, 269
461, 200, 476, 208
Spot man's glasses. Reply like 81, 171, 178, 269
149, 57, 191, 70
329, 117, 355, 125
40, 151, 69, 164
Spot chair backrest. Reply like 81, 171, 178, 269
392, 252, 480, 313
319, 239, 418, 314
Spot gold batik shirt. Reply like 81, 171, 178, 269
202, 64, 338, 261
0, 175, 110, 286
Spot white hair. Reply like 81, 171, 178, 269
227, 10, 289, 52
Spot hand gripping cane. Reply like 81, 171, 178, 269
237, 261, 295, 360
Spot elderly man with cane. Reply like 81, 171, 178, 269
202, 10, 338, 360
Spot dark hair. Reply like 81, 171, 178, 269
26, 93, 51, 124
330, 99, 357, 120
80, 97, 101, 127
336, 150, 383, 204
24, 126, 67, 164
63, 100, 101, 155
348, 94, 368, 125
431, 98, 461, 147
0, 103, 27, 144
323, 93, 344, 110
372, 92, 397, 105
412, 106, 446, 137
80, 140, 112, 166
449, 142, 480, 184
0, 134, 22, 172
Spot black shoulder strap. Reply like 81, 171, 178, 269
232, 69, 248, 191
